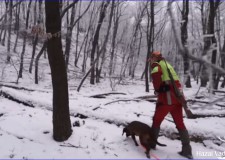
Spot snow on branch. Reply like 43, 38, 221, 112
167, 1, 225, 75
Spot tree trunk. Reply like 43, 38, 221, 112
1, 1, 9, 46
90, 1, 110, 84
64, 3, 76, 71
13, 2, 21, 53
131, 27, 142, 78
18, 0, 32, 79
181, 0, 191, 88
29, 0, 43, 73
6, 0, 13, 63
145, 1, 154, 92
97, 1, 115, 81
74, 2, 81, 67
35, 41, 47, 84
109, 3, 119, 76
200, 1, 220, 87
81, 4, 95, 73
45, 1, 72, 142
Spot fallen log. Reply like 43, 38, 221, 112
0, 84, 35, 92
136, 95, 157, 99
0, 83, 49, 93
212, 90, 225, 94
187, 99, 208, 104
0, 90, 35, 107
187, 99, 225, 108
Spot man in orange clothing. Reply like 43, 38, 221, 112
149, 51, 193, 159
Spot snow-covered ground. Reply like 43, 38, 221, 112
1, 78, 225, 159
0, 21, 225, 159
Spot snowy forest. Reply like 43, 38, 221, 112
0, 0, 225, 159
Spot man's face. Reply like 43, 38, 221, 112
150, 56, 158, 65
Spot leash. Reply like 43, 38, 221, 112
141, 145, 160, 160
150, 153, 160, 160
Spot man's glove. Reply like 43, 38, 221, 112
158, 84, 170, 93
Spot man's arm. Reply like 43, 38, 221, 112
151, 63, 162, 92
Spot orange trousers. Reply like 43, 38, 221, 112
152, 103, 186, 130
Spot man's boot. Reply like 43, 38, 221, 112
178, 129, 193, 159
151, 127, 160, 149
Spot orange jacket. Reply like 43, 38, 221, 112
151, 62, 182, 106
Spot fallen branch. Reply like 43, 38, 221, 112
104, 99, 142, 106
59, 143, 82, 148
90, 92, 126, 98
104, 95, 158, 106
191, 114, 225, 118
188, 96, 225, 108
216, 104, 225, 108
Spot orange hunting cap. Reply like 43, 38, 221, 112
148, 51, 162, 61
151, 51, 161, 57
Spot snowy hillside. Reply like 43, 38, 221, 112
0, 1, 225, 159
0, 79, 225, 159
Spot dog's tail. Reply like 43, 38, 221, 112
156, 140, 166, 147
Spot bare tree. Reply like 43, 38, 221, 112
6, 0, 13, 63
13, 2, 21, 53
0, 1, 9, 46
64, 2, 77, 71
109, 2, 122, 76
29, 0, 43, 73
168, 1, 225, 77
200, 1, 221, 88
81, 5, 96, 73
45, 0, 72, 141
96, 1, 115, 83
90, 1, 110, 84
181, 0, 191, 88
145, 1, 154, 92
35, 41, 47, 84
18, 0, 32, 79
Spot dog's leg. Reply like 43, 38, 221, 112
122, 128, 130, 137
131, 134, 139, 146
140, 136, 151, 159
145, 147, 150, 159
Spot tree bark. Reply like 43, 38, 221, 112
45, 1, 72, 142
181, 0, 191, 88
35, 41, 47, 84
200, 1, 220, 87
1, 1, 9, 46
18, 0, 32, 79
13, 2, 21, 53
81, 3, 95, 73
6, 0, 13, 63
64, 3, 76, 70
97, 1, 115, 82
29, 0, 43, 73
145, 1, 154, 92
90, 1, 110, 84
